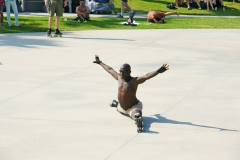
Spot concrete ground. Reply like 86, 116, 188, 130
0, 29, 240, 160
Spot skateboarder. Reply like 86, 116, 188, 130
45, 0, 68, 37
93, 55, 169, 132
147, 11, 179, 23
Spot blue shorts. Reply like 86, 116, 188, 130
0, 6, 3, 12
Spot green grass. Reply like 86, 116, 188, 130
0, 0, 240, 33
114, 0, 240, 16
0, 16, 239, 34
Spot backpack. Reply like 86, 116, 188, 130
166, 3, 176, 9
200, 1, 206, 9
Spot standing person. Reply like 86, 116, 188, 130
147, 11, 179, 23
5, 0, 20, 27
116, 0, 135, 18
45, 0, 68, 37
0, 0, 4, 27
73, 0, 91, 22
93, 55, 169, 132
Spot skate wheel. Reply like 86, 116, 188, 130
137, 128, 141, 133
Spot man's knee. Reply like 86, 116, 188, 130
130, 109, 142, 119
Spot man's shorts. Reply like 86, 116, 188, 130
48, 0, 64, 16
117, 100, 143, 116
122, 0, 128, 2
0, 6, 3, 12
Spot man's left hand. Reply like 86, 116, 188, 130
157, 64, 169, 73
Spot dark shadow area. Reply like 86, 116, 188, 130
0, 33, 60, 48
65, 36, 133, 41
151, 114, 238, 133
120, 113, 239, 134
0, 32, 133, 48
142, 0, 170, 5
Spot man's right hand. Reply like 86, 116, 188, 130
93, 55, 102, 64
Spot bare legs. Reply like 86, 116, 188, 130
164, 11, 179, 16
206, 0, 214, 10
117, 1, 134, 17
48, 16, 61, 30
175, 0, 183, 7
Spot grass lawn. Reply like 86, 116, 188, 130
0, 0, 239, 33
114, 0, 240, 16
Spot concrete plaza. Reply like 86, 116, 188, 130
0, 29, 240, 160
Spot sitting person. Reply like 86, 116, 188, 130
212, 0, 225, 11
187, 0, 202, 10
204, 0, 214, 10
74, 0, 91, 21
174, 0, 184, 7
147, 11, 179, 24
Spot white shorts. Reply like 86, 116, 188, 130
117, 100, 143, 116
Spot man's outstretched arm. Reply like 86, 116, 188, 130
137, 64, 169, 84
93, 55, 118, 80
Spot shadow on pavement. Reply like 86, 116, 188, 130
66, 37, 133, 41
143, 114, 238, 134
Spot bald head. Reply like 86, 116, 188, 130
120, 63, 131, 72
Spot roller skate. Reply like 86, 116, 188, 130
54, 29, 62, 37
71, 17, 80, 22
46, 29, 52, 37
134, 113, 144, 133
109, 100, 118, 107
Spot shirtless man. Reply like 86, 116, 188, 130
147, 11, 179, 23
93, 55, 169, 132
74, 0, 91, 21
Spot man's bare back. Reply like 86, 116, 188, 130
118, 76, 138, 110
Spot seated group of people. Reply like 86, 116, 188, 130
175, 0, 225, 10
72, 0, 225, 25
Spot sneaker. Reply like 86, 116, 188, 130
199, 7, 201, 10
222, 7, 225, 11
74, 17, 80, 21
187, 7, 192, 10
215, 6, 218, 10
116, 14, 123, 18
134, 113, 143, 133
